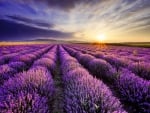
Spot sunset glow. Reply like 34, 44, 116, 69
96, 34, 106, 43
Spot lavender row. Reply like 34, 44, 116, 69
10, 45, 52, 64
59, 46, 126, 113
0, 45, 40, 65
0, 66, 54, 113
33, 45, 58, 76
70, 44, 150, 67
0, 45, 41, 55
89, 52, 150, 80
0, 45, 53, 85
64, 46, 150, 113
68, 44, 150, 59
0, 45, 58, 112
68, 45, 150, 80
0, 45, 50, 65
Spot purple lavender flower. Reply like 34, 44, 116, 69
60, 46, 126, 113
0, 66, 54, 98
116, 68, 150, 112
128, 62, 150, 80
0, 92, 50, 113
33, 58, 56, 73
8, 61, 27, 71
0, 64, 17, 84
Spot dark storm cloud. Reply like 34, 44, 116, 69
14, 0, 109, 10
7, 15, 54, 28
0, 19, 72, 41
45, 0, 108, 10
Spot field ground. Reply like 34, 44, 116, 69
0, 42, 149, 113
1, 41, 150, 48
107, 42, 150, 48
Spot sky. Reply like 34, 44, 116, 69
0, 0, 150, 42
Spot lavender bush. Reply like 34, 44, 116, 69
0, 66, 54, 112
8, 61, 27, 71
0, 64, 17, 85
116, 68, 150, 113
0, 92, 50, 113
128, 62, 150, 80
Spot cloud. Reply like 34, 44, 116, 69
0, 19, 72, 41
10, 0, 110, 11
0, 0, 149, 42
6, 15, 54, 28
0, 1, 37, 15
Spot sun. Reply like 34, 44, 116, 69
96, 34, 106, 42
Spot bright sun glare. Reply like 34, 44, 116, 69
96, 34, 106, 42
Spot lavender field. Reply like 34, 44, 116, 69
0, 44, 150, 113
